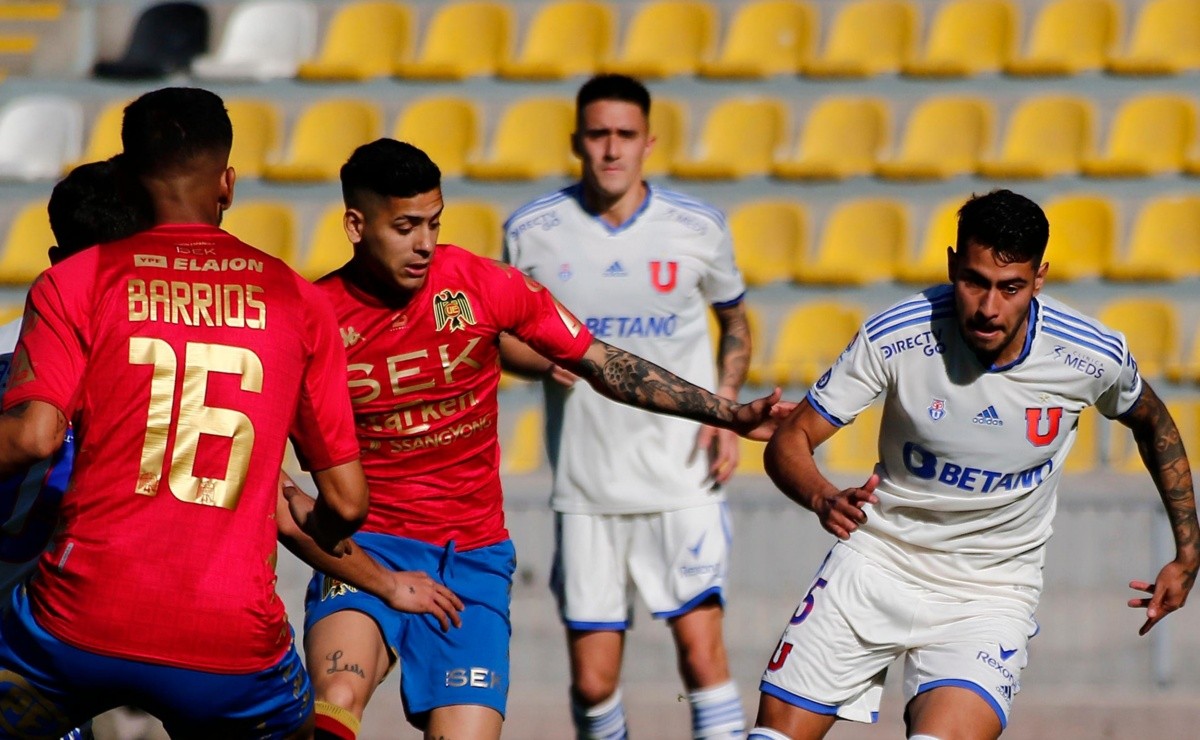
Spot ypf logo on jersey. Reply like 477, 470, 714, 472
649, 260, 678, 293
433, 289, 477, 332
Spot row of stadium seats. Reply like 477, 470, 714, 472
503, 396, 1200, 475
58, 0, 1200, 83
6, 191, 1196, 286
3, 90, 1200, 183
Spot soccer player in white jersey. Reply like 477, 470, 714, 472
748, 190, 1197, 740
502, 74, 751, 740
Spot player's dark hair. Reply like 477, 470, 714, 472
956, 189, 1049, 265
121, 87, 233, 176
576, 74, 651, 122
48, 155, 151, 256
340, 138, 442, 208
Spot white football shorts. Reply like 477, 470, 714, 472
759, 544, 1037, 729
551, 501, 732, 629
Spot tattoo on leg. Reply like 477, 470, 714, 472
326, 650, 367, 679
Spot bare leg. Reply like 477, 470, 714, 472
905, 686, 1002, 740
303, 610, 391, 729
567, 629, 625, 706
669, 602, 731, 690
752, 693, 837, 740
423, 704, 503, 740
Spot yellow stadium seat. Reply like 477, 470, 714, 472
1107, 0, 1200, 75
895, 197, 960, 284
604, 0, 716, 78
802, 0, 916, 78
262, 99, 382, 183
1111, 399, 1197, 473
1104, 196, 1200, 281
396, 1, 512, 80
297, 1, 412, 81
465, 98, 574, 181
761, 300, 864, 387
1167, 327, 1200, 384
1062, 407, 1100, 474
440, 200, 502, 259
1042, 194, 1115, 281
977, 95, 1094, 179
392, 97, 479, 178
0, 201, 52, 284
226, 99, 281, 179
1005, 0, 1120, 76
904, 0, 1017, 77
876, 96, 993, 180
1097, 297, 1178, 380
644, 98, 686, 178
220, 201, 296, 263
501, 406, 544, 474
772, 96, 889, 180
709, 304, 767, 385
699, 0, 817, 78
729, 200, 805, 286
298, 203, 351, 280
499, 0, 613, 80
824, 404, 882, 475
1082, 94, 1197, 177
794, 199, 906, 285
0, 302, 24, 325
671, 98, 789, 180
73, 99, 126, 170
736, 437, 768, 476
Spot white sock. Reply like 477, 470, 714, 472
689, 680, 746, 739
572, 689, 628, 740
909, 735, 946, 740
747, 728, 791, 740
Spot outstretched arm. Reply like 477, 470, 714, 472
1118, 381, 1198, 635
560, 338, 786, 441
765, 398, 879, 540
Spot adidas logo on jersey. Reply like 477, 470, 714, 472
603, 260, 628, 277
973, 405, 1004, 426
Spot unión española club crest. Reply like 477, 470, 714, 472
433, 289, 476, 332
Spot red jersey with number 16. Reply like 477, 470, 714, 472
2, 224, 360, 673
316, 245, 592, 551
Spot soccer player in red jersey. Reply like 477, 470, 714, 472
303, 139, 786, 740
0, 88, 389, 738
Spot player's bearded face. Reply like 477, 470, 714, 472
574, 99, 654, 201
347, 188, 443, 294
950, 239, 1047, 364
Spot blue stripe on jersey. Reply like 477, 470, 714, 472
1042, 327, 1123, 364
867, 308, 955, 342
805, 391, 848, 427
711, 291, 745, 310
502, 186, 576, 231
1041, 307, 1123, 360
865, 294, 953, 337
654, 187, 727, 230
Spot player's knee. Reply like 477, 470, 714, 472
314, 676, 371, 718
570, 676, 620, 709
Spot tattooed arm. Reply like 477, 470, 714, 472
698, 302, 752, 482
559, 338, 783, 441
1118, 380, 1198, 635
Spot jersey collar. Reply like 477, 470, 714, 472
572, 182, 653, 236
987, 297, 1040, 373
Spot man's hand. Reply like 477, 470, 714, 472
384, 571, 466, 632
282, 483, 350, 557
731, 388, 797, 441
697, 425, 739, 484
811, 473, 880, 540
546, 362, 578, 388
1128, 558, 1195, 636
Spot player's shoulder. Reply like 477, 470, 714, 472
861, 284, 956, 346
504, 185, 579, 237
435, 243, 522, 286
1036, 294, 1126, 364
649, 184, 728, 233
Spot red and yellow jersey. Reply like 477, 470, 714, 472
317, 245, 591, 551
3, 224, 359, 673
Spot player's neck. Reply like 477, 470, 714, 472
346, 258, 417, 309
582, 181, 648, 229
973, 314, 1031, 370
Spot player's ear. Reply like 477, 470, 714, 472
1033, 261, 1048, 295
570, 130, 583, 158
945, 246, 957, 283
218, 166, 236, 212
343, 208, 365, 245
47, 245, 63, 266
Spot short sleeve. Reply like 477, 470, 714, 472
2, 271, 85, 415
489, 262, 593, 363
1095, 343, 1143, 420
701, 224, 746, 309
805, 330, 889, 428
289, 283, 360, 471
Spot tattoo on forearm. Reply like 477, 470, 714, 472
326, 650, 366, 679
578, 343, 734, 424
715, 309, 751, 391
1130, 387, 1198, 585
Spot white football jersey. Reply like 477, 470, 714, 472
504, 184, 746, 514
808, 285, 1142, 606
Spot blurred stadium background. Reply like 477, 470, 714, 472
1, 0, 1198, 735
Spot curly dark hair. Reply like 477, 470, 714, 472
121, 87, 232, 176
340, 138, 441, 209
956, 189, 1049, 265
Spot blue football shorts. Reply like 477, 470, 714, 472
304, 533, 516, 723
0, 585, 312, 739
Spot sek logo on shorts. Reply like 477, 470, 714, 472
445, 667, 504, 689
